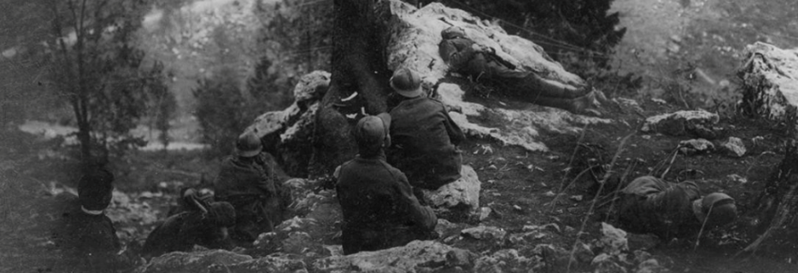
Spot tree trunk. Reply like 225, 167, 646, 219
307, 0, 393, 176
754, 139, 798, 230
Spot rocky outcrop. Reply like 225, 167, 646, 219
422, 164, 481, 213
589, 223, 669, 273
246, 0, 614, 176
313, 240, 475, 272
720, 137, 747, 157
641, 109, 720, 138
252, 178, 342, 257
678, 138, 715, 155
138, 249, 308, 273
245, 71, 330, 177
386, 1, 610, 152
474, 249, 546, 272
738, 42, 798, 128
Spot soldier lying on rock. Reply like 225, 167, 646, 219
52, 165, 126, 272
439, 26, 605, 116
336, 114, 438, 254
213, 132, 292, 246
142, 188, 236, 257
615, 176, 738, 241
387, 68, 466, 197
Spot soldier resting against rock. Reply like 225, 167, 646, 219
336, 114, 438, 254
214, 132, 292, 245
616, 176, 738, 241
142, 188, 236, 257
387, 68, 466, 192
439, 26, 605, 116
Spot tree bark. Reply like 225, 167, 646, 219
307, 0, 393, 177
754, 139, 798, 231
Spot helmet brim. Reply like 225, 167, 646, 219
390, 81, 423, 98
238, 149, 261, 158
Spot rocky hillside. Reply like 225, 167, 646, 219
3, 0, 798, 272
138, 1, 798, 272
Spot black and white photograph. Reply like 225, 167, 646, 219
1, 0, 797, 272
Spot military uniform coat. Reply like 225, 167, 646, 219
336, 153, 438, 255
52, 196, 121, 272
214, 152, 289, 243
388, 96, 465, 190
617, 176, 703, 240
439, 36, 588, 100
142, 201, 236, 257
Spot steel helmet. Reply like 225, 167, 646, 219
441, 26, 466, 40
390, 68, 423, 98
692, 192, 737, 228
354, 113, 392, 148
236, 132, 262, 157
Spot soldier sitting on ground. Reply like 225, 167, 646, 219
213, 132, 291, 246
616, 176, 738, 241
52, 165, 123, 272
142, 188, 236, 257
336, 114, 438, 255
387, 67, 466, 194
439, 26, 605, 116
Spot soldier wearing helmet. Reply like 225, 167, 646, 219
142, 188, 237, 257
336, 114, 437, 254
616, 176, 738, 241
387, 67, 466, 192
213, 132, 291, 245
439, 26, 605, 116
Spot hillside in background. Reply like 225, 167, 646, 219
3, 0, 798, 272
611, 0, 798, 107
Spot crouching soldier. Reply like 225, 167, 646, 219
336, 114, 438, 254
214, 132, 291, 245
616, 176, 738, 241
142, 188, 236, 257
387, 68, 466, 192
439, 26, 604, 116
53, 166, 122, 272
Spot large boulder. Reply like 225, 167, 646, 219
313, 240, 475, 272
386, 1, 610, 152
246, 0, 613, 175
251, 180, 342, 258
738, 42, 798, 128
245, 71, 330, 177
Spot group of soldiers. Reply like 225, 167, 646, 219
53, 26, 739, 270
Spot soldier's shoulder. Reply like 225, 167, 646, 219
339, 159, 359, 171
421, 96, 446, 107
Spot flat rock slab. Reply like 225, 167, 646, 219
461, 225, 507, 240
313, 240, 473, 272
678, 138, 715, 155
641, 109, 719, 137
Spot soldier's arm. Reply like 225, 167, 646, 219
439, 39, 477, 69
442, 105, 466, 146
394, 172, 437, 230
